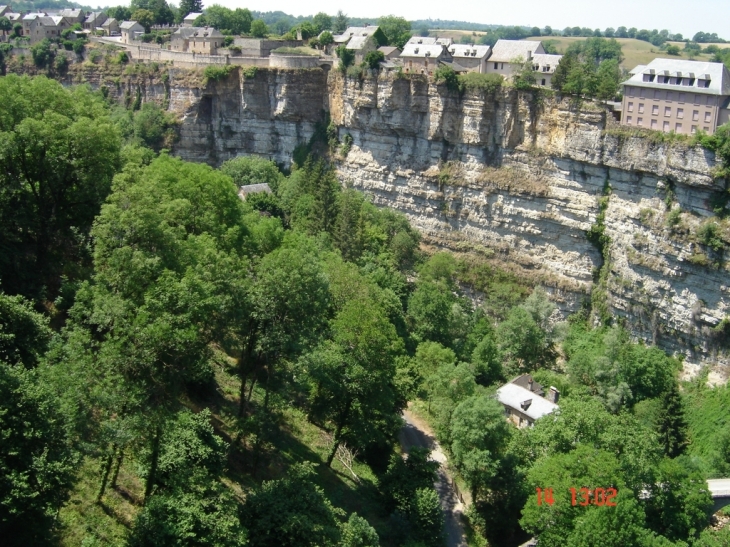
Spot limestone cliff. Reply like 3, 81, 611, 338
17, 63, 727, 377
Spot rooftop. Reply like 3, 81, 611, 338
183, 12, 203, 21
120, 20, 143, 30
406, 36, 453, 47
238, 183, 273, 198
378, 46, 400, 56
102, 18, 117, 27
449, 44, 491, 59
334, 25, 380, 48
490, 39, 545, 62
511, 373, 545, 397
496, 382, 558, 422
622, 58, 730, 96
400, 43, 449, 58
58, 9, 82, 17
531, 53, 563, 72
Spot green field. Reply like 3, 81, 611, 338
528, 36, 721, 70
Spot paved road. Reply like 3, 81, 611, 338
399, 409, 468, 547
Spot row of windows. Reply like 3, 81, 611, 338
641, 74, 711, 88
626, 102, 713, 122
625, 116, 710, 133
626, 87, 715, 105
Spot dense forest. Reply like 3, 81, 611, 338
1, 72, 730, 547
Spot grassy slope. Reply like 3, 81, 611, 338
684, 382, 730, 468
57, 356, 395, 546
527, 36, 719, 69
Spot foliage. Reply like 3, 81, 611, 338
132, 8, 155, 32
336, 44, 355, 72
197, 5, 252, 35
552, 38, 624, 100
0, 360, 77, 545
0, 75, 121, 301
250, 19, 268, 38
241, 463, 343, 547
132, 102, 178, 151
202, 64, 235, 84
30, 38, 53, 67
0, 293, 52, 368
362, 50, 384, 69
220, 155, 284, 193
319, 30, 334, 46
377, 15, 411, 49
512, 57, 537, 90
458, 72, 503, 93
340, 513, 380, 547
656, 382, 688, 458
433, 65, 460, 91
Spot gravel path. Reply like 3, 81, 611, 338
399, 408, 468, 547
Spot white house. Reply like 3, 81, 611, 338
486, 39, 546, 80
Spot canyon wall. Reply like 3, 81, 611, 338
29, 64, 728, 377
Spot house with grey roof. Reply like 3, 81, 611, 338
171, 26, 223, 54
238, 183, 273, 200
486, 39, 546, 80
334, 25, 386, 63
120, 20, 144, 44
400, 43, 454, 75
621, 58, 730, 135
58, 8, 84, 25
378, 46, 401, 60
26, 14, 70, 43
102, 17, 119, 36
496, 374, 559, 428
406, 36, 453, 48
447, 44, 492, 73
84, 12, 107, 31
0, 5, 9, 16
531, 53, 563, 87
182, 12, 203, 27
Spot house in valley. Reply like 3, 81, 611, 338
497, 374, 559, 428
621, 58, 730, 135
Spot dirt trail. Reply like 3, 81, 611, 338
399, 408, 468, 547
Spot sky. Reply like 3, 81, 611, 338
205, 0, 730, 40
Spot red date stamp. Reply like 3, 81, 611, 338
536, 487, 617, 506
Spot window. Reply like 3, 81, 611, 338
638, 103, 645, 114
679, 93, 686, 102
677, 108, 684, 119
651, 119, 658, 129
541, 78, 546, 86
693, 110, 699, 121
654, 90, 661, 99
640, 88, 647, 98
705, 111, 712, 122
628, 102, 634, 112
663, 121, 670, 131
675, 123, 682, 132
637, 117, 643, 126
691, 125, 697, 134
652, 105, 659, 115
664, 106, 671, 117
694, 94, 700, 105
704, 126, 710, 132
501, 63, 504, 69
494, 62, 498, 69
626, 116, 632, 124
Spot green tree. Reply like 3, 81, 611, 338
340, 513, 379, 547
178, 0, 203, 19
450, 395, 511, 501
378, 15, 411, 48
425, 362, 477, 441
132, 8, 155, 32
319, 30, 334, 46
30, 38, 53, 67
133, 102, 178, 151
241, 463, 343, 547
363, 50, 385, 69
312, 12, 332, 33
333, 10, 349, 34
0, 361, 77, 545
250, 19, 268, 38
0, 293, 51, 368
656, 383, 688, 458
496, 306, 550, 375
0, 75, 121, 300
0, 17, 11, 35
471, 329, 502, 385
220, 155, 284, 193
306, 297, 404, 465
407, 280, 457, 347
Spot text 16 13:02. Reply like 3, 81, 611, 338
536, 487, 617, 506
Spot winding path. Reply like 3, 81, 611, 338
399, 408, 468, 547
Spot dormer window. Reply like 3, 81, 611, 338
414, 48, 419, 54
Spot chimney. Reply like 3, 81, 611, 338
549, 386, 560, 404
527, 375, 533, 391
527, 50, 532, 60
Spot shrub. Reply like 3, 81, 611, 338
117, 51, 129, 64
336, 44, 355, 72
241, 66, 257, 79
362, 50, 384, 69
88, 49, 103, 63
346, 64, 364, 79
229, 45, 242, 54
30, 39, 53, 68
459, 72, 503, 93
224, 35, 234, 47
72, 39, 85, 55
202, 64, 234, 85
697, 221, 726, 252
433, 64, 460, 91
340, 133, 353, 156
666, 44, 681, 55
320, 31, 334, 46
54, 53, 68, 71
63, 40, 74, 51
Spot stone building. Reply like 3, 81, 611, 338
406, 36, 453, 48
120, 21, 144, 44
171, 26, 223, 54
531, 53, 563, 87
26, 15, 70, 43
447, 44, 492, 73
621, 58, 730, 135
400, 43, 455, 75
182, 12, 203, 27
496, 374, 559, 428
333, 25, 386, 64
102, 18, 119, 36
58, 8, 84, 25
486, 39, 546, 80
84, 12, 107, 31
378, 46, 401, 60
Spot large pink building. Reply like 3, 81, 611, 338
621, 58, 730, 135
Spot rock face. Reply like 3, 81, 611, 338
32, 64, 729, 376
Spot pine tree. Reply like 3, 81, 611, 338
178, 0, 203, 18
657, 382, 688, 458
